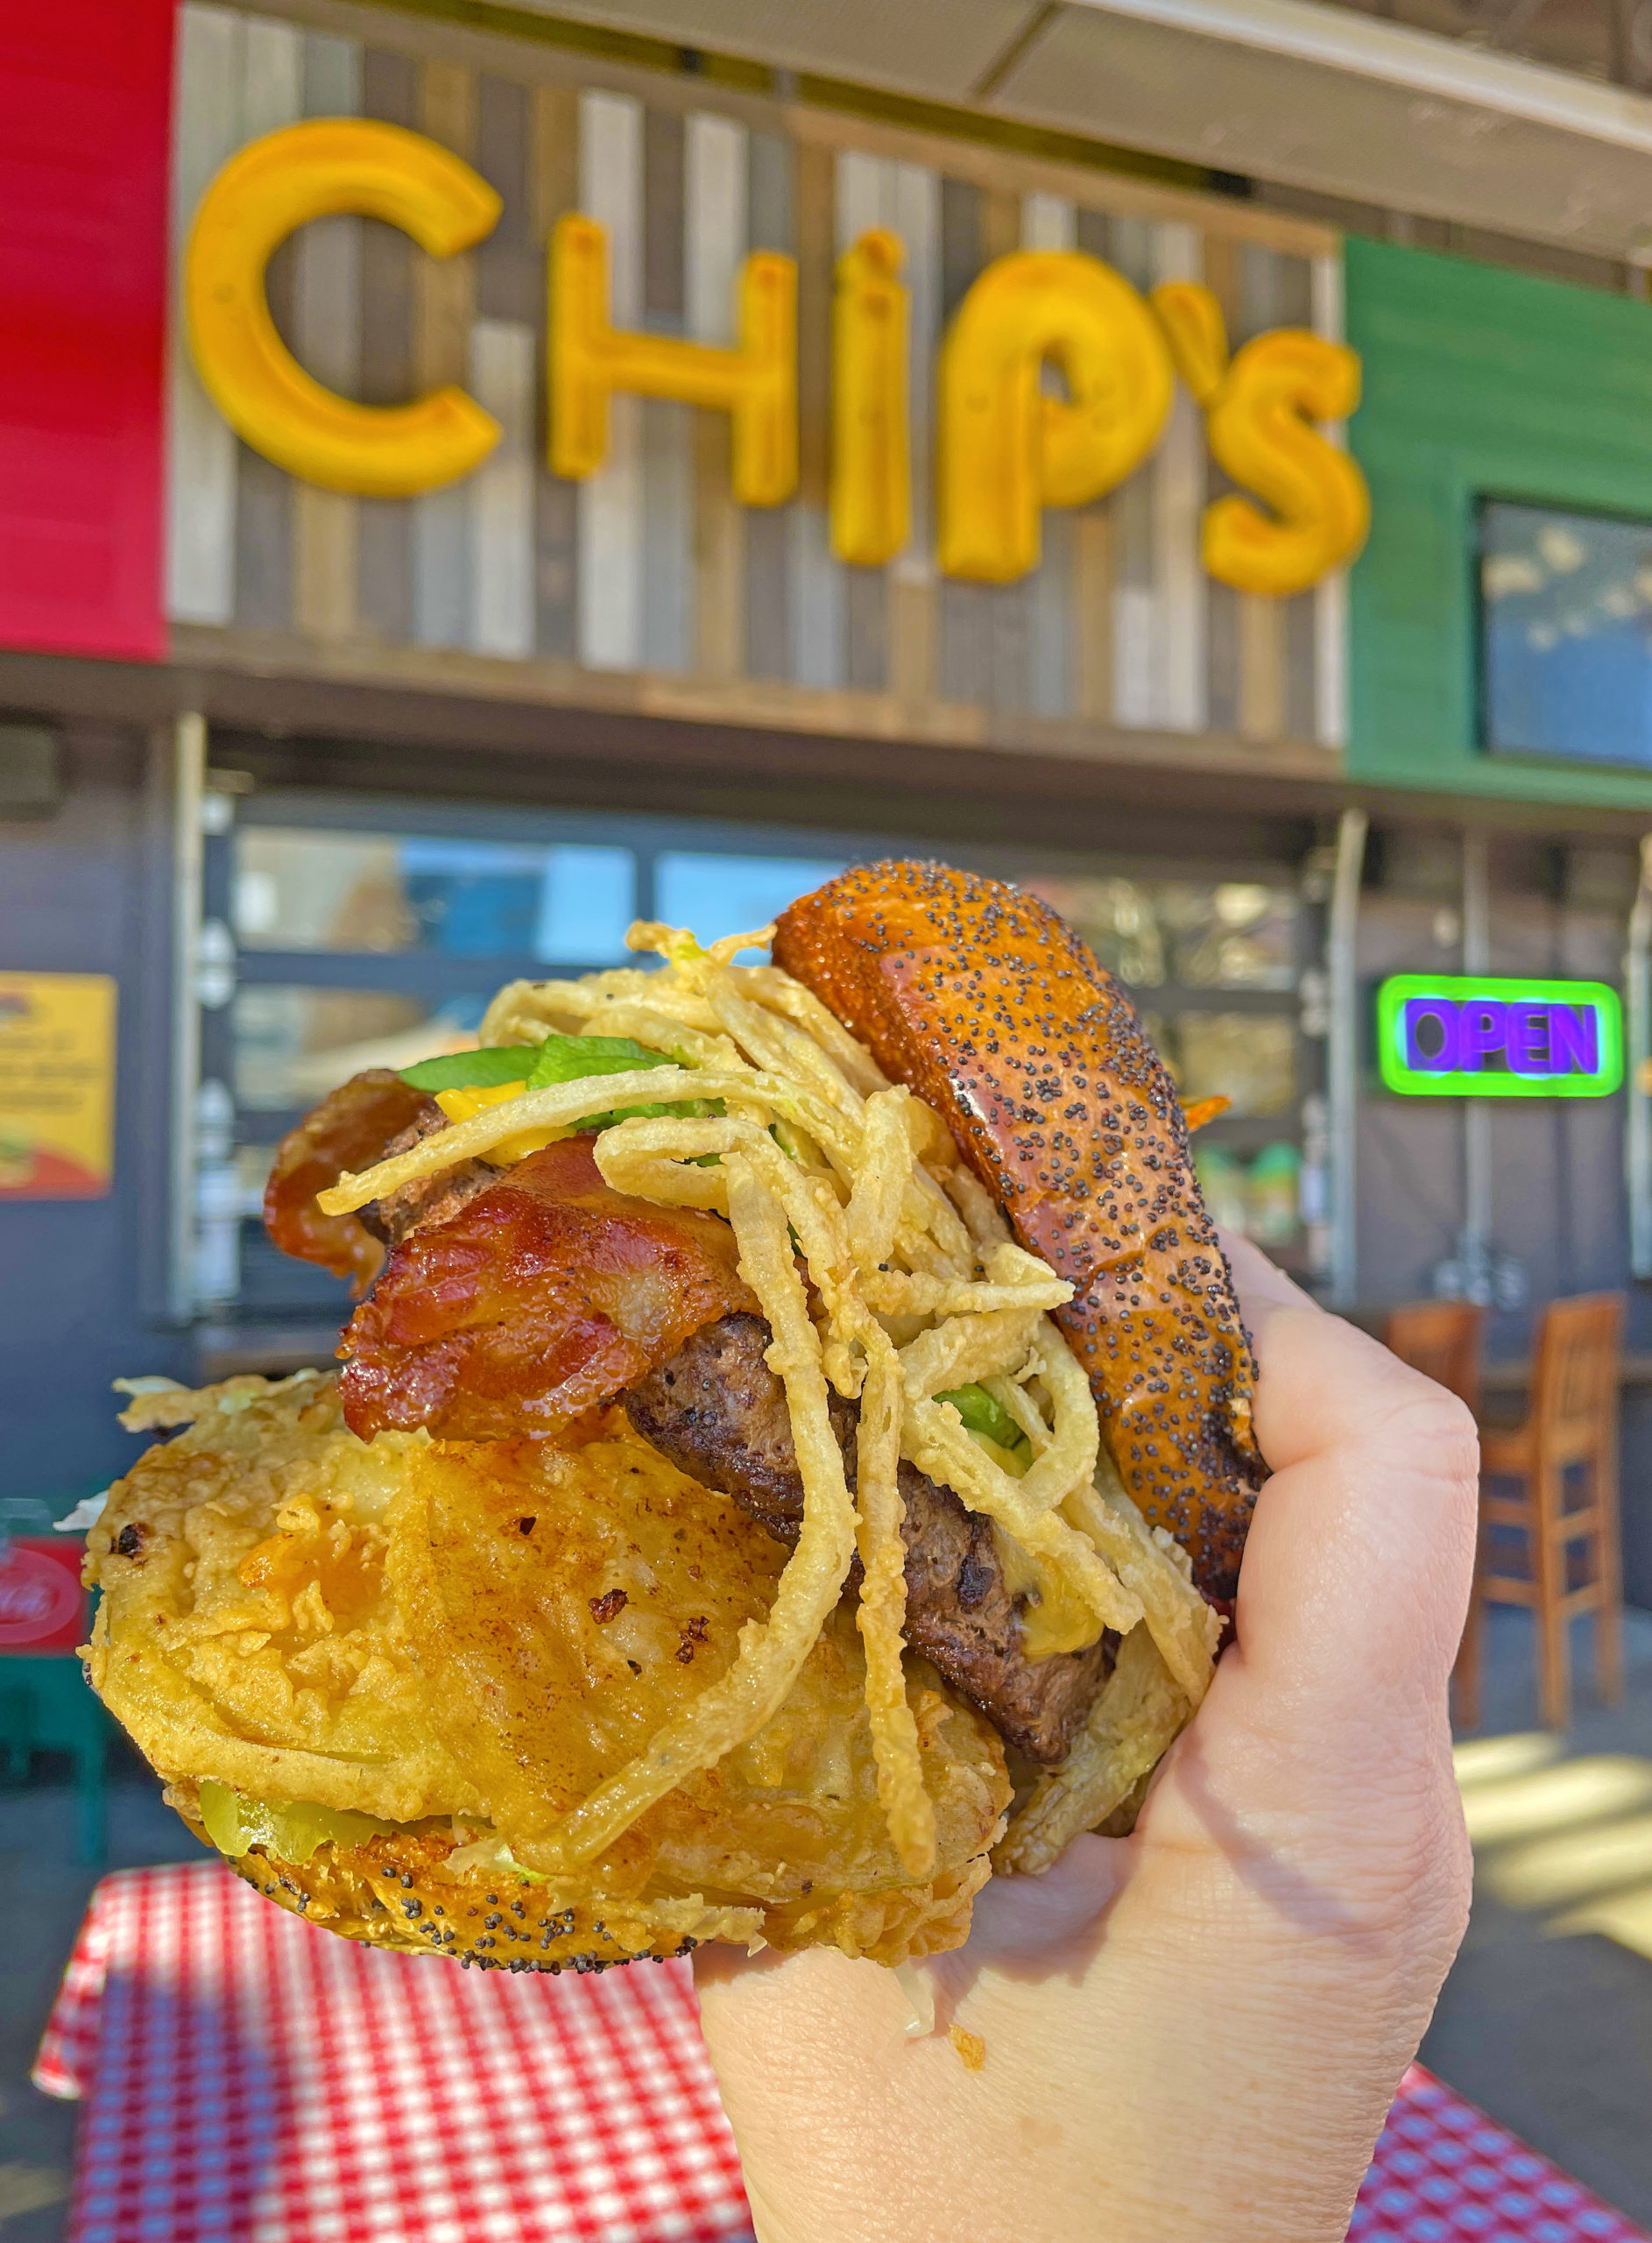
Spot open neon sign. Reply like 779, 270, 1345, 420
1377, 975, 1623, 1098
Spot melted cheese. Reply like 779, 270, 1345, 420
991, 1522, 1106, 1660
435, 1079, 562, 1164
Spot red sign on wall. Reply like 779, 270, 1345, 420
0, 1538, 88, 1653
0, 1, 174, 662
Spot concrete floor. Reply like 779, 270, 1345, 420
1423, 1602, 1652, 2229
7, 1616, 1652, 2241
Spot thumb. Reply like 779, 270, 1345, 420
1222, 1232, 1479, 1727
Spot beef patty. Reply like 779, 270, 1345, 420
625, 1313, 1112, 1763
357, 1103, 496, 1249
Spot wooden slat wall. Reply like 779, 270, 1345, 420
292, 34, 361, 646
744, 128, 794, 683
1021, 193, 1071, 721
167, 6, 247, 626
232, 19, 304, 635
577, 88, 642, 670
412, 57, 475, 650
532, 82, 579, 662
1310, 251, 1349, 748
470, 72, 537, 661
639, 106, 689, 676
790, 138, 841, 690
687, 112, 746, 683
357, 46, 416, 646
892, 159, 940, 706
167, 3, 1348, 754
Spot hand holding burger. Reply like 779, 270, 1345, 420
697, 1242, 1478, 2243
81, 862, 1444, 2022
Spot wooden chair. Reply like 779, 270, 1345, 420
1465, 1292, 1625, 1733
1383, 1299, 1484, 1417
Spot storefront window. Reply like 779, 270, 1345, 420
1480, 498, 1652, 767
1193, 1141, 1303, 1247
653, 853, 849, 948
1026, 877, 1297, 992
1165, 1011, 1297, 1117
211, 811, 1314, 1320
1022, 875, 1308, 1258
231, 987, 479, 1112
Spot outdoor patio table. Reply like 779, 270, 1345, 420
33, 1861, 1652, 2243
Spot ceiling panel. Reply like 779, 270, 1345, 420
508, 0, 1652, 261
508, 0, 1044, 104
988, 4, 1652, 258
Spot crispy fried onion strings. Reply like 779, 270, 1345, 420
992, 1623, 1193, 1875
532, 1153, 860, 1873
312, 923, 1218, 1879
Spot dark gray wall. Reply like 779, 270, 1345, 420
0, 727, 191, 1511
1354, 854, 1637, 1320
1352, 835, 1652, 1606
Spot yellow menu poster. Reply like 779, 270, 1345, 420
0, 973, 116, 1199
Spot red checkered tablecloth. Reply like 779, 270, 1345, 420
36, 1863, 751, 2242
1348, 2072, 1648, 2243
34, 1862, 1652, 2243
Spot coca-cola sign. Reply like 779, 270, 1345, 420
0, 1539, 87, 1652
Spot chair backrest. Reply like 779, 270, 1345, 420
1531, 1292, 1625, 1451
1384, 1299, 1484, 1415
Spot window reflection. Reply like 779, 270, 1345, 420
653, 853, 849, 950
235, 831, 637, 963
1078, 1008, 1296, 1119
1171, 1012, 1296, 1117
233, 987, 481, 1110
1194, 1142, 1302, 1245
221, 843, 1309, 1268
1481, 499, 1652, 767
1026, 877, 1296, 991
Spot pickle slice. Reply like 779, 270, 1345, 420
198, 1779, 402, 1864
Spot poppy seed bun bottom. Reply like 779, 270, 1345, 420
163, 1788, 762, 1971
166, 1786, 997, 1971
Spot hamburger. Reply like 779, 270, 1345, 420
82, 863, 1260, 1973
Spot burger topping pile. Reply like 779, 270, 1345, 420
273, 894, 1225, 1882
87, 864, 1258, 1968
269, 1102, 1112, 1765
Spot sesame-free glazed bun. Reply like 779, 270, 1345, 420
773, 860, 1265, 1602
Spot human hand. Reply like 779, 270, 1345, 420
695, 1240, 1478, 2243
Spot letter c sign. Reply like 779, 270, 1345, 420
186, 119, 503, 497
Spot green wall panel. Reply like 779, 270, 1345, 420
1345, 233, 1652, 810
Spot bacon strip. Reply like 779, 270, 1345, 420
773, 861, 1265, 1603
263, 1070, 435, 1292
338, 1135, 759, 1442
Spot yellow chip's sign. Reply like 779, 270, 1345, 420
184, 119, 1369, 599
0, 973, 116, 1200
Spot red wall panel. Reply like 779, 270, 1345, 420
0, 0, 173, 662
